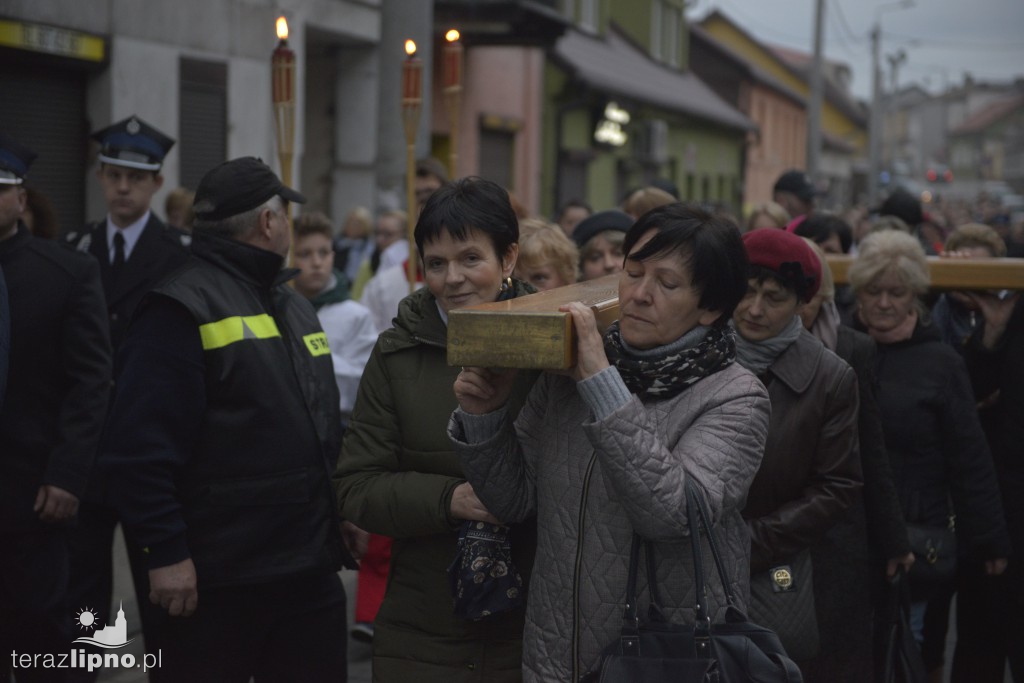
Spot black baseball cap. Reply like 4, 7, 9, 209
773, 170, 817, 202
193, 157, 306, 221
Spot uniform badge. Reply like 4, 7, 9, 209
126, 117, 141, 135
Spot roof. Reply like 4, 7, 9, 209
698, 9, 866, 127
767, 44, 865, 125
951, 94, 1024, 135
552, 25, 756, 132
689, 24, 806, 107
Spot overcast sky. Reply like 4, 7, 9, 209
687, 0, 1024, 101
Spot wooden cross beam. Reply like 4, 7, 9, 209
826, 255, 1024, 290
448, 257, 1024, 370
447, 275, 619, 369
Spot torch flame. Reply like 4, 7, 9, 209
276, 16, 289, 41
445, 29, 460, 43
405, 39, 417, 56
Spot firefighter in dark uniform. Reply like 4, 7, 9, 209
64, 116, 189, 674
0, 134, 112, 682
99, 157, 356, 681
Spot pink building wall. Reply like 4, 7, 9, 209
430, 45, 545, 215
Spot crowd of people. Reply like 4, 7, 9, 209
1, 112, 1022, 683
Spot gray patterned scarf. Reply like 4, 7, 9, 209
603, 322, 736, 400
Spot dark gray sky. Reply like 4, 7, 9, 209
687, 0, 1024, 101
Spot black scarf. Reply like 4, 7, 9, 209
603, 322, 736, 400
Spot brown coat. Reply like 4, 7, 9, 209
742, 329, 863, 572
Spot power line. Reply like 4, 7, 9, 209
881, 31, 1024, 51
829, 0, 866, 45
825, 0, 856, 56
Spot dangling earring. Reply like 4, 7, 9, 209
498, 276, 512, 294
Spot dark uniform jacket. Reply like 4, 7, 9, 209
0, 224, 111, 532
0, 262, 8, 409
65, 213, 190, 352
102, 231, 351, 588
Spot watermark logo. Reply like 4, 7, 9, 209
10, 601, 160, 674
72, 601, 134, 648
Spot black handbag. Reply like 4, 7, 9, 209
905, 521, 956, 585
589, 479, 803, 683
880, 568, 927, 683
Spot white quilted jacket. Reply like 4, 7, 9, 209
450, 362, 771, 683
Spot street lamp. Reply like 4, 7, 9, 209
868, 0, 914, 205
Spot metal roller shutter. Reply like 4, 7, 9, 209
0, 61, 87, 234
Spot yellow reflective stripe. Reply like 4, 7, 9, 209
198, 315, 281, 350
303, 332, 330, 356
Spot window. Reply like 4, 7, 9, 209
179, 58, 227, 191
479, 128, 516, 192
579, 0, 598, 30
652, 0, 681, 66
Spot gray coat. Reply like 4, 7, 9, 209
450, 362, 770, 683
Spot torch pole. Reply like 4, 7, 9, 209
272, 18, 296, 265
444, 86, 461, 180
402, 45, 423, 294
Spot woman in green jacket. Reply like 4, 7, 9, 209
335, 177, 537, 682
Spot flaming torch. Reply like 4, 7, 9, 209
271, 16, 295, 193
443, 29, 463, 179
401, 39, 422, 292
271, 15, 297, 266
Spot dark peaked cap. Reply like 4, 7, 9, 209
0, 133, 37, 185
193, 157, 306, 222
92, 115, 175, 171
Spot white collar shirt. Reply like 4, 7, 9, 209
106, 211, 151, 263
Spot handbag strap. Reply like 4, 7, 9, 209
621, 533, 643, 629
685, 478, 738, 607
621, 478, 739, 646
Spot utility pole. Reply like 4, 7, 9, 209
885, 49, 907, 172
868, 23, 881, 206
807, 0, 825, 180
867, 0, 914, 206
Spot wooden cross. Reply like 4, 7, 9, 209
448, 258, 1024, 370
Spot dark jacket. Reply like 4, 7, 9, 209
743, 329, 863, 572
963, 299, 1024, 595
103, 231, 350, 587
0, 225, 111, 531
0, 263, 8, 410
335, 283, 538, 683
871, 320, 1010, 561
66, 213, 190, 352
835, 325, 909, 561
803, 326, 909, 675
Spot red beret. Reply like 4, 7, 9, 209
741, 228, 821, 302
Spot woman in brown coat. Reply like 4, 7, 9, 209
732, 228, 864, 681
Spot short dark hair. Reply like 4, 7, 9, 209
414, 176, 519, 260
294, 211, 334, 241
415, 157, 449, 183
794, 213, 853, 253
622, 203, 748, 326
746, 265, 802, 301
